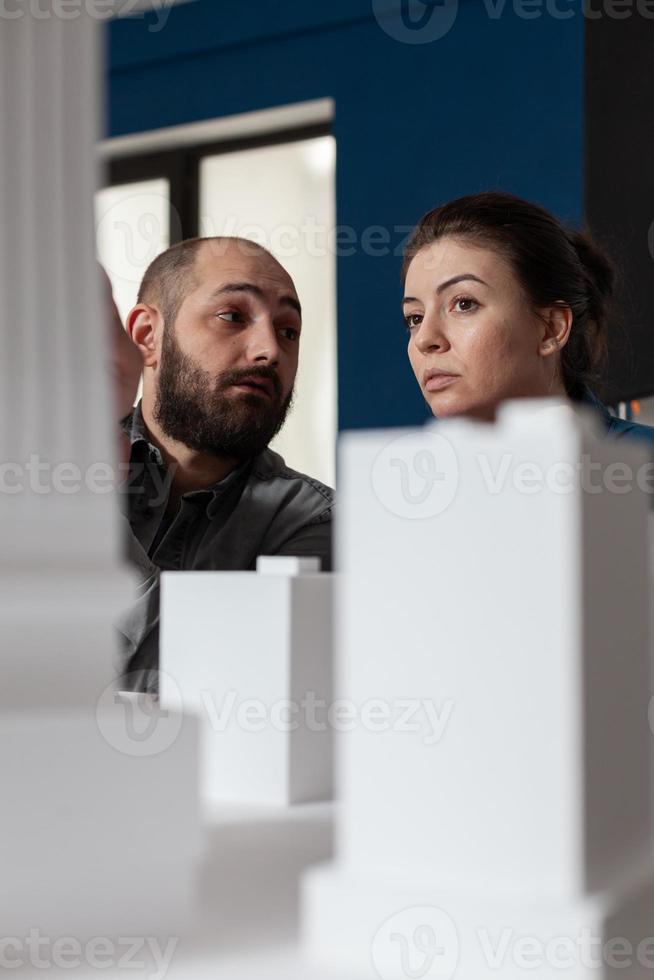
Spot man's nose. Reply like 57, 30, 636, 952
247, 318, 281, 365
414, 311, 450, 354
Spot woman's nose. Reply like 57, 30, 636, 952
414, 313, 450, 354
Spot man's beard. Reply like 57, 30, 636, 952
153, 326, 294, 461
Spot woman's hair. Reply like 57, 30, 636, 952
402, 191, 615, 398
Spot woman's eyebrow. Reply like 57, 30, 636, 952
435, 273, 488, 294
402, 273, 488, 306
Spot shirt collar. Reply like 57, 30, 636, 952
122, 400, 149, 445
123, 400, 256, 497
122, 401, 164, 466
576, 386, 615, 433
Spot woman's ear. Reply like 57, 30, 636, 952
538, 303, 573, 359
126, 304, 161, 369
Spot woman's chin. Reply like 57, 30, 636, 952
425, 390, 466, 419
426, 390, 496, 423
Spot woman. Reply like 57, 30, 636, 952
402, 191, 654, 443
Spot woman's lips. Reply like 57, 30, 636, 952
425, 374, 459, 392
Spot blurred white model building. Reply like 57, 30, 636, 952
0, 8, 201, 942
305, 401, 654, 980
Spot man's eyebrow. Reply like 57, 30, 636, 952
210, 282, 302, 318
402, 273, 489, 305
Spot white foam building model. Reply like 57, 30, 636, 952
304, 401, 654, 980
6, 6, 654, 975
0, 10, 201, 941
160, 557, 333, 808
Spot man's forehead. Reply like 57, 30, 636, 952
195, 240, 296, 295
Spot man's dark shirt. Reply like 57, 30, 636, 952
118, 403, 333, 692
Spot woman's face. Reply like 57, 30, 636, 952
404, 238, 562, 420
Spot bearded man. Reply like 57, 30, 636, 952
119, 237, 333, 691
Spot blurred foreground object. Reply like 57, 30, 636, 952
305, 400, 654, 979
0, 9, 199, 939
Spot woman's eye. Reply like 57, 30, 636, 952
404, 313, 423, 331
452, 296, 478, 314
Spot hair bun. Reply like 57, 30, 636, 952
567, 230, 616, 304
564, 229, 614, 387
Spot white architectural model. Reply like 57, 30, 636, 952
305, 402, 654, 979
160, 557, 333, 807
4, 7, 654, 976
0, 8, 200, 941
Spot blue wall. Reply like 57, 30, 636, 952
108, 0, 584, 431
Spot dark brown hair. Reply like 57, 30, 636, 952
402, 191, 615, 398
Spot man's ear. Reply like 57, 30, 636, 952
538, 303, 573, 359
126, 304, 161, 369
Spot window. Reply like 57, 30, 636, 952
96, 177, 170, 323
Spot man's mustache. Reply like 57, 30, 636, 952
217, 366, 283, 402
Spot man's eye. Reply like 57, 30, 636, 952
280, 327, 300, 341
452, 296, 478, 313
404, 313, 423, 331
217, 311, 245, 323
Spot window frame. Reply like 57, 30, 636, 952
104, 122, 333, 243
